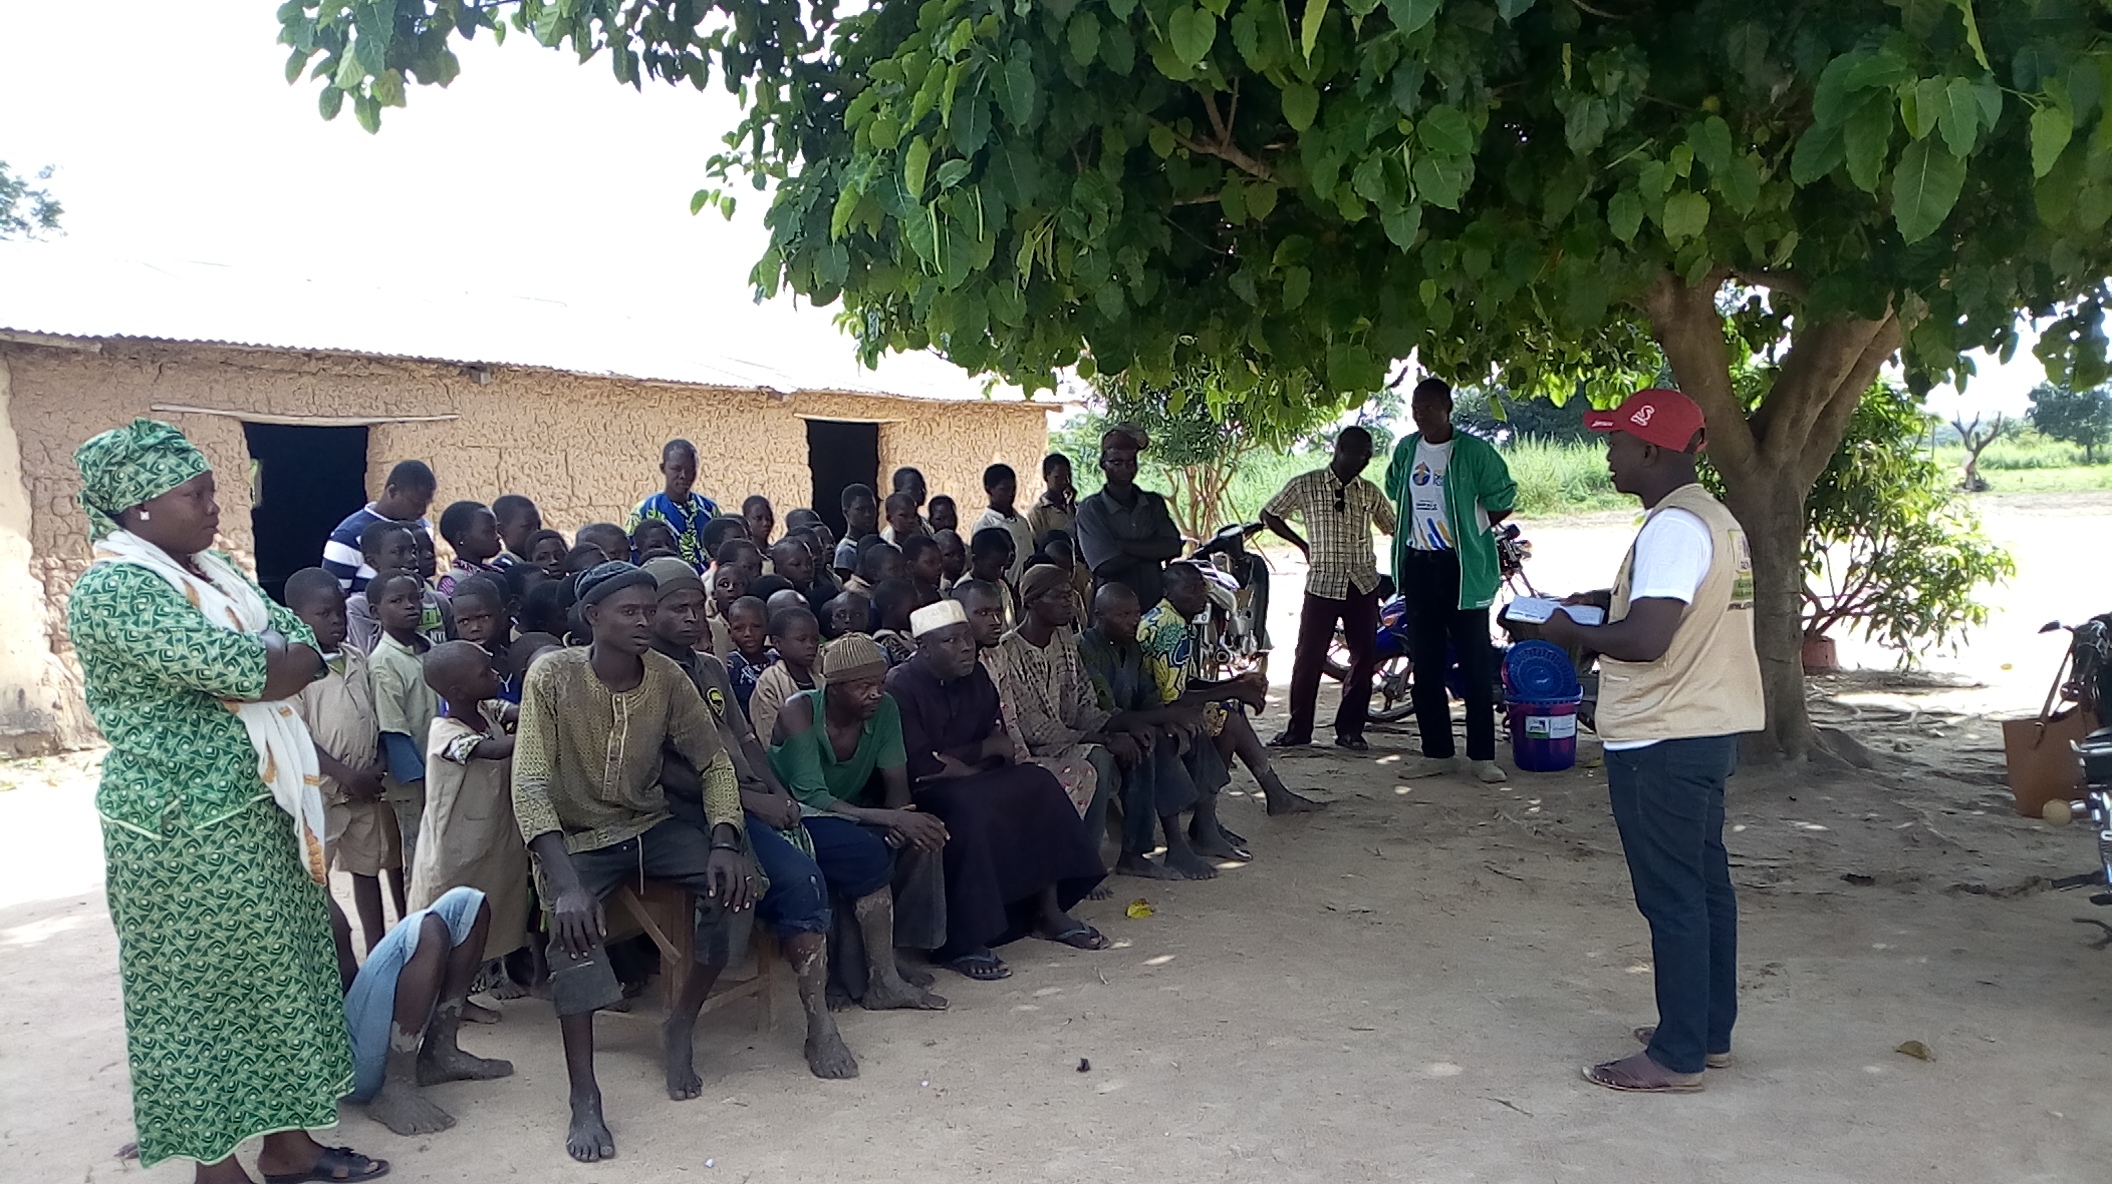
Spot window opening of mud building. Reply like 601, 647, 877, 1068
243, 422, 369, 603
805, 419, 880, 539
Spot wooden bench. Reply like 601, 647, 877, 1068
613, 880, 782, 1029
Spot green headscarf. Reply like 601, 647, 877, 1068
73, 418, 211, 540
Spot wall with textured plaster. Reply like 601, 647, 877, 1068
2, 338, 1050, 751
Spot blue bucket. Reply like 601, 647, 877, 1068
1508, 695, 1583, 772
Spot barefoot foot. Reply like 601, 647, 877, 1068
804, 1025, 861, 1079
1188, 825, 1253, 863
566, 1091, 616, 1162
661, 1017, 702, 1101
862, 972, 949, 1011
896, 958, 935, 989
1087, 883, 1115, 901
365, 1081, 455, 1136
1160, 845, 1221, 880
417, 1042, 514, 1086
1115, 852, 1182, 880
461, 999, 503, 1024
1265, 788, 1325, 815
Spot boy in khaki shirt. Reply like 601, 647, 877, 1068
286, 568, 398, 954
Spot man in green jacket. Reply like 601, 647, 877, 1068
1384, 378, 1518, 783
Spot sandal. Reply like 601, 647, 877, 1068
1041, 924, 1110, 951
262, 1146, 391, 1184
1581, 1057, 1706, 1094
944, 952, 1011, 981
1635, 1026, 1732, 1069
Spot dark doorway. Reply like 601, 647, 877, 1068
805, 419, 880, 538
244, 423, 369, 603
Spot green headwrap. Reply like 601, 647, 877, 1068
73, 418, 212, 540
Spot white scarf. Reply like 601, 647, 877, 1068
92, 530, 330, 884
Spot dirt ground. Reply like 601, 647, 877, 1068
5, 492, 2111, 1184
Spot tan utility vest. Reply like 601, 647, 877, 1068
1597, 483, 1766, 743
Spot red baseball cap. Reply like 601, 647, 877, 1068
1584, 388, 1707, 453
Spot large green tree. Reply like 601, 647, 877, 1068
286, 0, 2112, 760
2028, 380, 2112, 461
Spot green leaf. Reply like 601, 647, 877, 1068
1282, 265, 1311, 309
1607, 188, 1643, 241
1902, 77, 1945, 140
1282, 83, 1320, 131
936, 158, 973, 189
317, 85, 344, 121
1790, 123, 1844, 184
2032, 103, 2073, 178
1496, 0, 1535, 19
1952, 0, 1990, 71
1689, 115, 1732, 175
904, 136, 932, 200
1418, 104, 1474, 157
1384, 0, 1440, 34
1411, 154, 1467, 209
1936, 77, 1981, 158
1247, 183, 1280, 219
1892, 137, 1966, 243
1563, 96, 1608, 155
1381, 201, 1423, 248
1351, 154, 1388, 203
1661, 190, 1710, 243
1721, 153, 1762, 213
1842, 93, 1893, 193
1300, 0, 1329, 63
1149, 124, 1177, 157
1068, 13, 1101, 66
1168, 6, 1217, 67
1220, 179, 1248, 222
999, 55, 1037, 128
353, 93, 380, 134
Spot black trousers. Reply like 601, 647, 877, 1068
1284, 588, 1381, 741
1401, 548, 1497, 761
1607, 736, 1740, 1074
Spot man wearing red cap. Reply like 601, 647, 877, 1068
1540, 387, 1764, 1095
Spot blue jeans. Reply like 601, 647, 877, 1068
749, 814, 894, 938
1605, 735, 1739, 1075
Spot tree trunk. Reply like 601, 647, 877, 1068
1717, 477, 1816, 758
1644, 271, 1901, 762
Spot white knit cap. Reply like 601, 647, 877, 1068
908, 598, 969, 638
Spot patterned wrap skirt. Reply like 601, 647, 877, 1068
102, 796, 353, 1167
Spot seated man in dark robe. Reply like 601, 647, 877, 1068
886, 599, 1108, 981
1077, 581, 1231, 880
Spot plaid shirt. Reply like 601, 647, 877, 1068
1263, 468, 1397, 599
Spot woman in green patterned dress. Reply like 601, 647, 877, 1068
66, 420, 388, 1184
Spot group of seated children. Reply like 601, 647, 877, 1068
294, 441, 1319, 1162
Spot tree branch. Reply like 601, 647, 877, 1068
1794, 314, 1902, 490
1644, 269, 1759, 479
1167, 126, 1276, 183
1731, 269, 1807, 301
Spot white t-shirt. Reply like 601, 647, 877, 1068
1602, 509, 1714, 751
1407, 439, 1454, 551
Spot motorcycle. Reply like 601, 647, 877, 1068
2039, 614, 2112, 907
1189, 523, 1271, 680
1321, 523, 1537, 723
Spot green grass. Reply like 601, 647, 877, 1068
1055, 433, 2109, 535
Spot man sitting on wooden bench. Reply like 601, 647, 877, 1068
512, 561, 777, 1165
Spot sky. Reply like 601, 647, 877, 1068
0, 1, 2046, 418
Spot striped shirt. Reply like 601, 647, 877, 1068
322, 502, 431, 591
1262, 468, 1397, 600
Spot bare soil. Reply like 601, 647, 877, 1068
5, 492, 2110, 1183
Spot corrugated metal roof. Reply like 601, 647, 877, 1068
0, 241, 1044, 405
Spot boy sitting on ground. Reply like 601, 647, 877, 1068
327, 886, 514, 1136
287, 567, 399, 954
